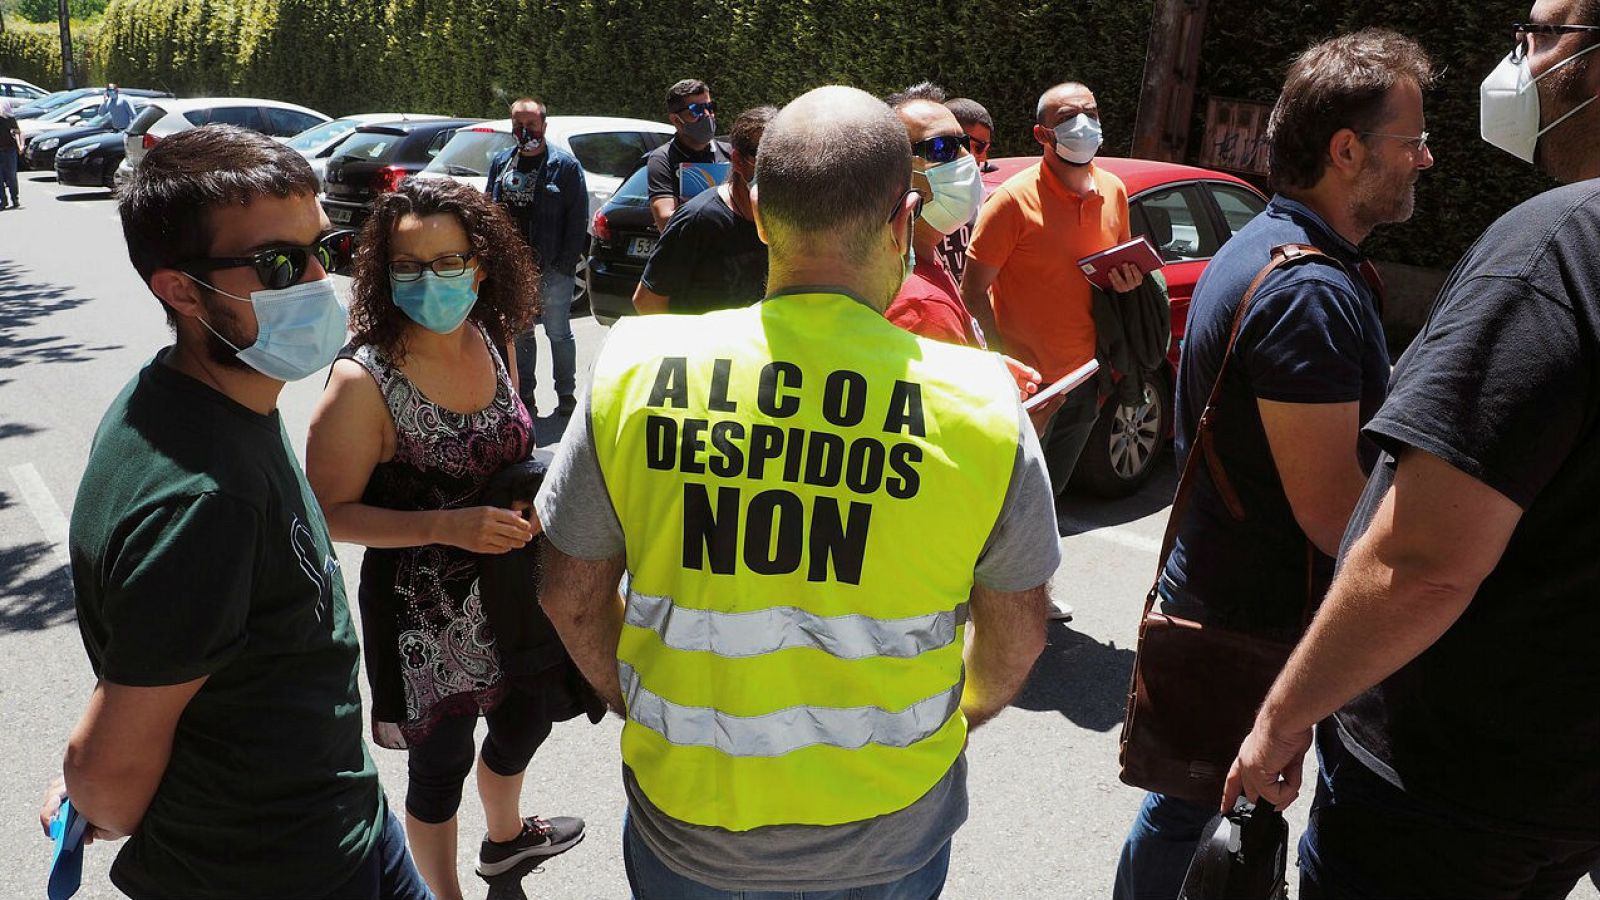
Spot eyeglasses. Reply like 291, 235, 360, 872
673, 100, 717, 120
1512, 23, 1600, 61
1361, 130, 1430, 155
888, 187, 925, 223
389, 253, 475, 282
911, 133, 971, 164
182, 230, 356, 290
968, 136, 992, 154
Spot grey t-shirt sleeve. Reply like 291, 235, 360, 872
973, 402, 1062, 592
533, 389, 627, 560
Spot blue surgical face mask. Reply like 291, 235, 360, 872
185, 274, 348, 382
1052, 113, 1103, 165
391, 269, 479, 334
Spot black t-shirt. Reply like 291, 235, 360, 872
1164, 197, 1390, 634
639, 186, 767, 313
1333, 180, 1600, 840
1, 115, 19, 150
644, 135, 730, 203
69, 352, 383, 895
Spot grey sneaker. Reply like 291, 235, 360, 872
476, 815, 585, 877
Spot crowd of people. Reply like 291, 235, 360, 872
31, 0, 1600, 897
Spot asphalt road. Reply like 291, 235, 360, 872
1, 172, 1594, 900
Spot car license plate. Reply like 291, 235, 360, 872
627, 237, 656, 258
327, 206, 353, 225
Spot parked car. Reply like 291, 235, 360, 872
585, 165, 660, 326
13, 86, 166, 120
54, 130, 126, 189
0, 76, 47, 102
981, 155, 1271, 495
320, 118, 482, 228
18, 97, 115, 140
117, 98, 332, 186
287, 112, 451, 181
23, 97, 156, 170
416, 116, 673, 219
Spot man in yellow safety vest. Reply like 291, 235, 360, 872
536, 85, 1061, 897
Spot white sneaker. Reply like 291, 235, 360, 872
1048, 599, 1074, 622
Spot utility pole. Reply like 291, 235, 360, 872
1131, 0, 1208, 163
57, 0, 77, 89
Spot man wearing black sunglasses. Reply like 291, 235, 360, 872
1229, 3, 1600, 896
39, 125, 429, 900
645, 78, 732, 232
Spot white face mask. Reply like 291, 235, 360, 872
1481, 42, 1600, 164
919, 154, 983, 235
1052, 113, 1103, 165
186, 275, 348, 382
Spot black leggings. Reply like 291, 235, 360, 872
404, 688, 553, 824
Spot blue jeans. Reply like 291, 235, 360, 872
515, 268, 577, 403
1113, 791, 1217, 900
326, 805, 434, 899
622, 814, 950, 899
0, 149, 19, 206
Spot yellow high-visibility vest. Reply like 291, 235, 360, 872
590, 291, 1019, 831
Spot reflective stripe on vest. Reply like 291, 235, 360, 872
625, 587, 970, 660
619, 661, 964, 756
590, 292, 1019, 831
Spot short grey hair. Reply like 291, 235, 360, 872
757, 86, 911, 264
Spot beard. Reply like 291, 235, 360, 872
1534, 54, 1597, 181
196, 289, 254, 371
1351, 156, 1417, 230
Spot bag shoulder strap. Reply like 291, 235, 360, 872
1147, 243, 1331, 613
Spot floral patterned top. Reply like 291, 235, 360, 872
345, 327, 533, 748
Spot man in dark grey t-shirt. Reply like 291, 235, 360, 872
1228, 5, 1600, 895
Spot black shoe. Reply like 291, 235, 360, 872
556, 394, 577, 417
476, 815, 585, 877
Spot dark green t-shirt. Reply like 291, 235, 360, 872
68, 351, 383, 899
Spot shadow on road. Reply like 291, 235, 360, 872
0, 260, 122, 368
1057, 458, 1177, 537
26, 173, 57, 182
531, 411, 573, 448
0, 534, 75, 633
1012, 621, 1135, 732
0, 421, 42, 444
55, 190, 115, 202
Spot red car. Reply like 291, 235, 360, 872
979, 156, 1269, 497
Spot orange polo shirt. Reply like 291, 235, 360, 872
968, 160, 1130, 380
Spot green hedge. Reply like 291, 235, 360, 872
0, 21, 99, 89
91, 0, 1547, 269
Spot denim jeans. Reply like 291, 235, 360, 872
622, 814, 951, 899
325, 805, 435, 900
515, 268, 577, 404
0, 149, 19, 206
1113, 791, 1217, 900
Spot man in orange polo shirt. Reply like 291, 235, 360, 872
962, 82, 1142, 511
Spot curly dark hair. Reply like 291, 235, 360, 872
349, 177, 540, 363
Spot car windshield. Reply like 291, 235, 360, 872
334, 131, 401, 162
567, 131, 672, 179
608, 165, 652, 205
423, 130, 515, 178
286, 118, 359, 152
19, 89, 90, 113
41, 101, 99, 123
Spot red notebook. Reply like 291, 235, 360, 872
1076, 236, 1164, 290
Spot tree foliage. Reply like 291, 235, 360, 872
13, 0, 109, 23
89, 0, 1551, 269
0, 21, 99, 88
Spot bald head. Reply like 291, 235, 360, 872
756, 86, 912, 263
1036, 82, 1095, 126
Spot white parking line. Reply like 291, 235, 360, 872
8, 463, 70, 568
1057, 518, 1162, 554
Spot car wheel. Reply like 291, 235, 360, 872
1072, 374, 1172, 498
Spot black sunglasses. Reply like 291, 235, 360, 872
888, 187, 925, 224
912, 133, 971, 164
968, 136, 992, 154
1512, 23, 1600, 60
673, 100, 717, 119
184, 230, 356, 290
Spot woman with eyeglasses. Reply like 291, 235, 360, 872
305, 178, 584, 900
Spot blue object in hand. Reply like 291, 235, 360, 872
48, 797, 87, 900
